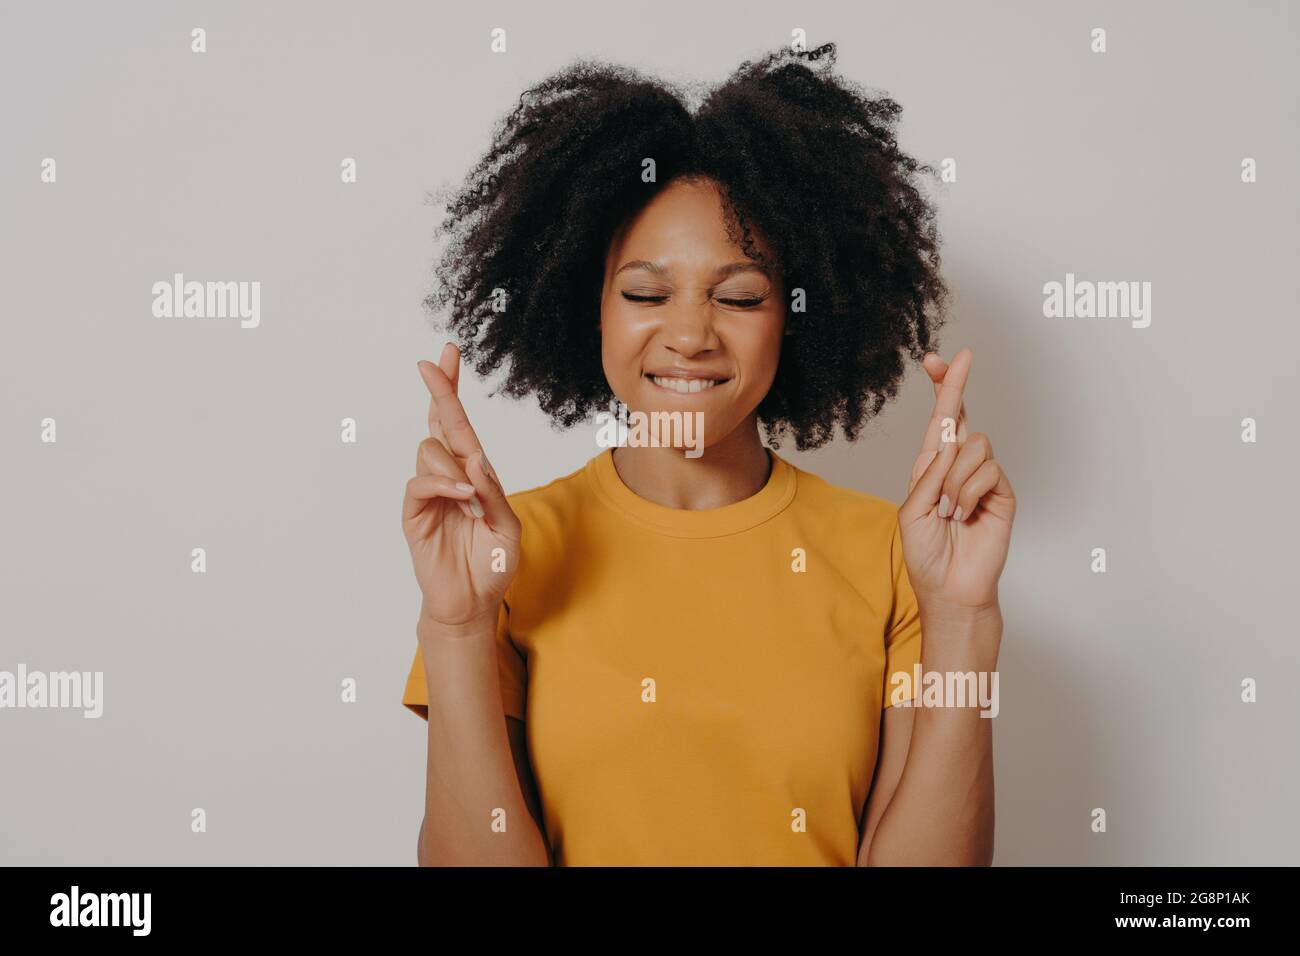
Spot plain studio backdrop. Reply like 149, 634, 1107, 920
1, 0, 1296, 865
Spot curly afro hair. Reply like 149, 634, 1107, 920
425, 41, 949, 450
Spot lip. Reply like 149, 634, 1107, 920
643, 367, 732, 380
643, 370, 731, 396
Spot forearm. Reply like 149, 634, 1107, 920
865, 603, 1002, 866
417, 611, 551, 866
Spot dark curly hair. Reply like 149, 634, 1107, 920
424, 41, 948, 450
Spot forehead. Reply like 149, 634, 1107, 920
604, 177, 776, 271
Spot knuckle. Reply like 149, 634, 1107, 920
419, 436, 447, 459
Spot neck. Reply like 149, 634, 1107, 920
610, 418, 772, 510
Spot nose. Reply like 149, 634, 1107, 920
660, 293, 721, 357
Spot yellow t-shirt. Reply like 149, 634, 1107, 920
402, 447, 923, 866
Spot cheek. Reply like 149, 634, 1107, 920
729, 311, 785, 385
599, 303, 642, 386
600, 305, 628, 353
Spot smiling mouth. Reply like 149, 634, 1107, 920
644, 373, 731, 394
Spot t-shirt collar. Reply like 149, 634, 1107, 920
585, 446, 797, 538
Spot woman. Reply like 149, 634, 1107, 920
400, 42, 1014, 866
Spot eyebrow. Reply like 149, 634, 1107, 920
614, 259, 768, 280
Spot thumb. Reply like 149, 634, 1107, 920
900, 436, 959, 523
466, 449, 520, 540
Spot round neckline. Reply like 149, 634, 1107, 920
585, 446, 797, 538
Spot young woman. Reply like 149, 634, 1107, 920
400, 43, 1014, 866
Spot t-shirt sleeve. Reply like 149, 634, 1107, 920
882, 512, 923, 709
401, 599, 528, 721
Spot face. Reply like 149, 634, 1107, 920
599, 176, 785, 452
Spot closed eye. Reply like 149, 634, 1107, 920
621, 292, 768, 308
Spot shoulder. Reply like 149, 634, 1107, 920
782, 458, 910, 590
496, 459, 595, 607
786, 459, 902, 538
501, 458, 592, 547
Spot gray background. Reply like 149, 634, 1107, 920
2, 0, 1297, 865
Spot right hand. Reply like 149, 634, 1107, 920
402, 342, 522, 632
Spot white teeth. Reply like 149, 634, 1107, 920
650, 375, 721, 393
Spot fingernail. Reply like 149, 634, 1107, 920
454, 482, 474, 493
469, 496, 485, 519
938, 494, 952, 518
953, 505, 964, 522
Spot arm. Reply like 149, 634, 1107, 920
857, 603, 1001, 866
403, 343, 550, 865
861, 347, 1014, 866
416, 611, 551, 866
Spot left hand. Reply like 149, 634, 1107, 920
899, 348, 1016, 611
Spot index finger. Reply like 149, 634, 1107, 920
443, 340, 461, 393
922, 352, 968, 441
919, 347, 973, 454
417, 358, 484, 460
425, 342, 460, 439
